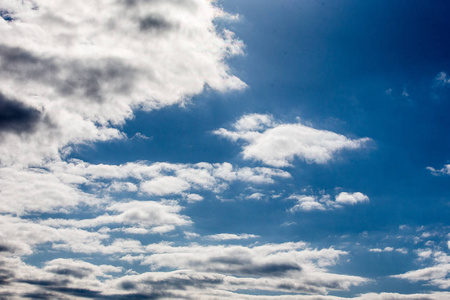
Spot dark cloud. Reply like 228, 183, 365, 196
57, 60, 136, 102
46, 286, 102, 298
209, 256, 250, 265
304, 278, 346, 289
17, 279, 70, 287
118, 274, 223, 298
208, 256, 301, 276
277, 283, 324, 294
0, 45, 57, 79
239, 262, 302, 276
0, 45, 136, 103
111, 293, 169, 300
0, 244, 12, 253
48, 267, 90, 279
0, 268, 14, 286
121, 280, 137, 291
143, 277, 223, 291
0, 93, 41, 134
21, 292, 57, 300
139, 15, 172, 32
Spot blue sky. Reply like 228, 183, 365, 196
0, 0, 449, 299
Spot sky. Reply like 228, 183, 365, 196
0, 0, 449, 299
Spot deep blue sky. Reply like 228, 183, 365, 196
74, 0, 450, 232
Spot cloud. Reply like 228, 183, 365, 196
214, 114, 371, 167
0, 165, 98, 215
0, 247, 448, 299
0, 214, 109, 256
206, 233, 259, 241
435, 72, 450, 86
288, 191, 369, 212
42, 200, 191, 232
140, 176, 191, 196
392, 249, 450, 289
49, 159, 291, 198
335, 192, 369, 205
427, 165, 450, 176
0, 158, 290, 215
43, 259, 122, 279
369, 247, 408, 254
0, 92, 41, 134
0, 0, 245, 166
114, 241, 368, 296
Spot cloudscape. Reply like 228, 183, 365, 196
0, 0, 449, 299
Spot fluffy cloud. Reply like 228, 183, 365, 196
0, 165, 97, 215
335, 192, 369, 205
0, 0, 245, 166
288, 191, 369, 212
214, 114, 371, 167
0, 214, 109, 256
50, 159, 291, 198
0, 159, 290, 215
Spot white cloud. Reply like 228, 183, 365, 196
369, 247, 407, 254
140, 176, 191, 196
0, 0, 245, 166
0, 165, 98, 214
393, 249, 450, 289
0, 214, 109, 256
206, 233, 259, 241
185, 193, 204, 203
233, 113, 274, 131
288, 191, 369, 212
42, 200, 191, 231
289, 195, 326, 212
214, 114, 371, 167
335, 192, 369, 205
128, 241, 368, 295
427, 165, 450, 176
0, 159, 290, 215
246, 192, 265, 200
435, 72, 450, 85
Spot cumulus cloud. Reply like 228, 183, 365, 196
335, 192, 369, 205
288, 191, 369, 212
0, 0, 245, 166
0, 158, 290, 215
50, 159, 291, 197
214, 114, 371, 167
0, 165, 97, 215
